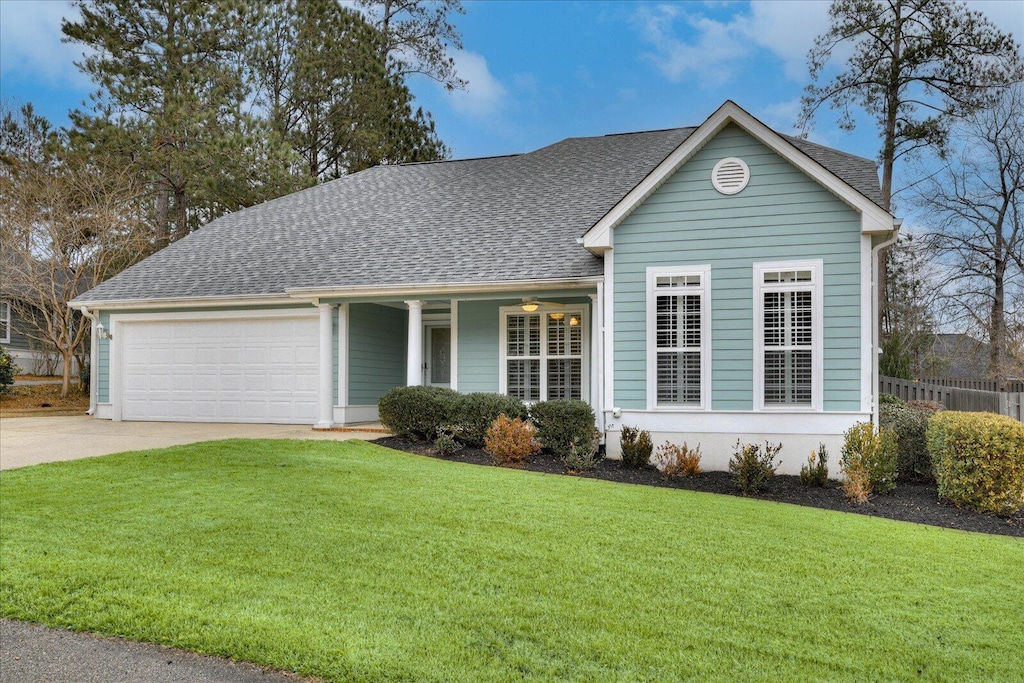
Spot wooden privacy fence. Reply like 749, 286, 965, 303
880, 376, 1024, 422
918, 377, 1024, 393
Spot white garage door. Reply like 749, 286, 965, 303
120, 315, 319, 424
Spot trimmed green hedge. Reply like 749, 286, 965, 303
378, 386, 459, 439
454, 393, 528, 448
880, 401, 944, 482
529, 400, 596, 461
927, 411, 1024, 515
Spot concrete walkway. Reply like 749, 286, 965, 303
0, 416, 385, 470
0, 619, 313, 683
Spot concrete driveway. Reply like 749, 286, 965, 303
0, 416, 386, 470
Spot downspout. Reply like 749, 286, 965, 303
871, 219, 901, 426
78, 306, 99, 416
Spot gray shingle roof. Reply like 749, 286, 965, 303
74, 124, 881, 303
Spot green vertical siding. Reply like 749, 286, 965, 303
613, 123, 864, 411
97, 311, 110, 403
348, 303, 407, 405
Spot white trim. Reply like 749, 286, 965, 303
107, 307, 319, 422
498, 303, 590, 403
605, 409, 869, 435
405, 300, 424, 387
860, 235, 873, 414
871, 227, 900, 424
450, 300, 459, 392
334, 403, 379, 425
70, 294, 296, 310
603, 249, 615, 411
0, 299, 10, 344
78, 306, 99, 415
589, 292, 602, 433
752, 260, 824, 412
582, 101, 894, 251
337, 303, 349, 408
286, 277, 601, 300
645, 265, 712, 411
316, 303, 335, 429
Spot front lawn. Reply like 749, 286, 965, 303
1, 440, 1022, 681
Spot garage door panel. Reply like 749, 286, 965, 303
120, 316, 319, 424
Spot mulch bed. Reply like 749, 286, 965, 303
374, 436, 1024, 538
0, 383, 90, 416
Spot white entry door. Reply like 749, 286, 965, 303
117, 313, 319, 424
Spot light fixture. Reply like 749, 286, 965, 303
569, 315, 580, 326
550, 312, 565, 321
521, 300, 539, 312
96, 323, 112, 340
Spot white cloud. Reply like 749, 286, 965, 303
0, 0, 90, 87
445, 50, 507, 119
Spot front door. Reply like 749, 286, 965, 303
424, 325, 451, 387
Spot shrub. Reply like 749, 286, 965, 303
878, 393, 906, 407
530, 400, 596, 460
619, 425, 653, 469
433, 426, 460, 457
927, 411, 1024, 515
729, 441, 782, 494
562, 429, 601, 472
880, 401, 944, 482
484, 414, 540, 467
799, 443, 830, 487
651, 441, 701, 478
0, 346, 19, 396
377, 385, 458, 439
840, 422, 897, 503
452, 393, 528, 448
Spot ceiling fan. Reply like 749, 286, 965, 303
519, 297, 566, 312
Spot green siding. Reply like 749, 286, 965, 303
613, 123, 864, 411
348, 303, 407, 405
98, 311, 110, 403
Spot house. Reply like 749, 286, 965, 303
0, 297, 74, 376
70, 101, 898, 474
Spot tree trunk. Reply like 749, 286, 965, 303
174, 185, 187, 241
155, 180, 170, 249
60, 349, 74, 398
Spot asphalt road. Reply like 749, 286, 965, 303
0, 620, 313, 683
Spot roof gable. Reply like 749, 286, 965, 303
581, 101, 894, 252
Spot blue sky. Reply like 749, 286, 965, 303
2, 0, 1022, 170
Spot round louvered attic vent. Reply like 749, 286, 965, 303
711, 157, 750, 195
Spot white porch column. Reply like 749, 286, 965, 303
590, 291, 603, 433
406, 300, 424, 386
315, 302, 335, 429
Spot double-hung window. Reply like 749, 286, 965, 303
0, 300, 10, 344
503, 308, 585, 402
754, 261, 823, 410
647, 266, 710, 409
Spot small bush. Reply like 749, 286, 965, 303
927, 411, 1024, 515
619, 425, 653, 469
840, 422, 897, 503
378, 385, 458, 439
729, 440, 782, 494
799, 443, 830, 487
878, 393, 906, 406
0, 346, 19, 395
484, 414, 540, 467
563, 429, 601, 472
880, 401, 944, 482
433, 426, 460, 457
651, 441, 702, 478
453, 393, 528, 448
530, 400, 596, 460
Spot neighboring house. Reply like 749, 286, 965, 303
70, 101, 898, 474
0, 297, 69, 376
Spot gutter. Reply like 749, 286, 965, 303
871, 218, 902, 426
77, 306, 99, 416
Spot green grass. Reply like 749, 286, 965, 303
1, 440, 1022, 681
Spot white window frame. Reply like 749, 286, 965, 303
0, 300, 10, 344
753, 260, 824, 412
499, 304, 589, 404
646, 265, 712, 411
